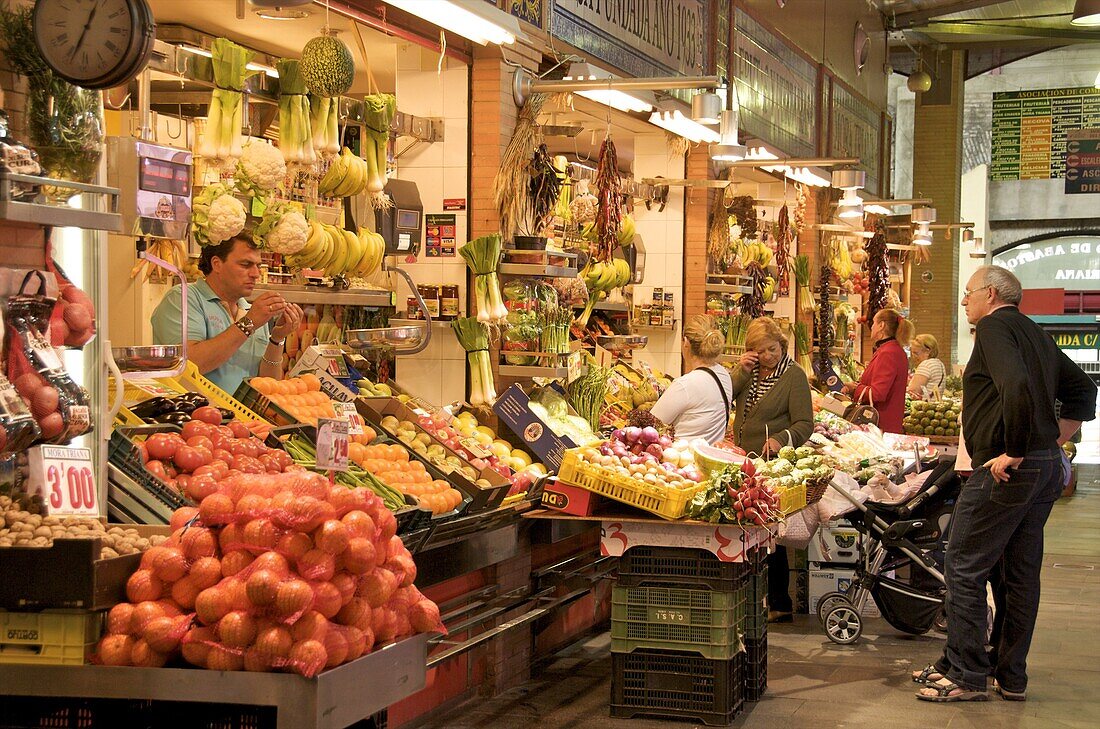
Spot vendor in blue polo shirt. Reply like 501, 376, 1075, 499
151, 235, 303, 394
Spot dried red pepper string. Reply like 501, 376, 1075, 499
776, 204, 791, 297
865, 219, 890, 321
594, 137, 621, 263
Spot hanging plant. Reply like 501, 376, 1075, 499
726, 195, 758, 240
494, 93, 548, 238
775, 203, 793, 297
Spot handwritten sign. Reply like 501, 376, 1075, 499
27, 446, 98, 516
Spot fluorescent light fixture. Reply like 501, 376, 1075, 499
747, 146, 780, 161
691, 92, 722, 125
382, 0, 519, 45
710, 108, 746, 161
864, 203, 892, 215
1072, 0, 1100, 26
788, 167, 832, 187
649, 109, 721, 143
246, 61, 279, 78
564, 63, 656, 113
837, 189, 863, 219
179, 43, 212, 58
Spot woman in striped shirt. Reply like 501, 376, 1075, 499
907, 333, 947, 399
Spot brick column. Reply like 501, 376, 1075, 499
683, 145, 714, 322
910, 49, 966, 366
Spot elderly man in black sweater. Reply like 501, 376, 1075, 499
914, 265, 1096, 703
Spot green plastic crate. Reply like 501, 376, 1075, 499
611, 584, 748, 659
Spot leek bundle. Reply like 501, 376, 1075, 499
363, 93, 396, 195
451, 317, 497, 406
197, 38, 256, 164
276, 59, 315, 166
459, 234, 507, 323
793, 321, 813, 373
310, 95, 340, 157
794, 254, 816, 315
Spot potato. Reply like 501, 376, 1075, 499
135, 538, 150, 551
116, 543, 136, 555
13, 532, 30, 542
0, 496, 11, 508
0, 538, 12, 547
30, 537, 49, 547
108, 527, 125, 536
41, 516, 60, 527
99, 548, 119, 560
33, 526, 52, 539
4, 512, 20, 527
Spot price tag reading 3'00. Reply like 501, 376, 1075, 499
27, 445, 98, 516
315, 417, 350, 472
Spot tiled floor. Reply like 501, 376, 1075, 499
413, 465, 1100, 729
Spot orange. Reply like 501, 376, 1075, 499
300, 374, 322, 392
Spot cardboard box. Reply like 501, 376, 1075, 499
600, 519, 775, 563
808, 564, 880, 618
807, 519, 863, 564
541, 479, 602, 516
288, 345, 358, 403
493, 383, 582, 472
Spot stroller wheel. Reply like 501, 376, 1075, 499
933, 608, 948, 633
817, 592, 851, 625
824, 605, 863, 645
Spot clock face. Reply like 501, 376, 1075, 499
33, 0, 155, 89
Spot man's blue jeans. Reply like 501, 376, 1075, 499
934, 448, 1062, 692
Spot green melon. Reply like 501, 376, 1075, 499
301, 32, 355, 98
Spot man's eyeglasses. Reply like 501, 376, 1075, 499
962, 284, 992, 300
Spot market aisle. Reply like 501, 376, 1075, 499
411, 465, 1100, 729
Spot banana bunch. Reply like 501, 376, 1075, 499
740, 240, 774, 268
829, 240, 853, 280
762, 275, 776, 302
285, 220, 385, 277
317, 147, 369, 198
617, 214, 636, 246
583, 258, 632, 294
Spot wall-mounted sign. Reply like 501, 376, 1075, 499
509, 0, 544, 28
991, 87, 1100, 181
830, 81, 882, 196
1051, 331, 1099, 349
992, 237, 1100, 283
550, 0, 709, 81
1065, 129, 1100, 194
733, 8, 818, 158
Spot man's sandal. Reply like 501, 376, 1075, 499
916, 678, 989, 702
993, 681, 1027, 701
911, 665, 945, 684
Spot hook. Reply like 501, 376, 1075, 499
164, 111, 183, 140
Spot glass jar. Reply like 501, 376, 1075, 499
406, 296, 424, 320
416, 285, 440, 319
26, 81, 103, 201
440, 285, 460, 320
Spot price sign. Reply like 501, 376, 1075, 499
27, 446, 98, 516
566, 350, 584, 384
332, 401, 365, 436
315, 417, 349, 471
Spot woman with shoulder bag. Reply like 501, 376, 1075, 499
650, 315, 733, 444
730, 317, 814, 622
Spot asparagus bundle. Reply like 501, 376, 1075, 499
567, 365, 612, 433
459, 233, 507, 323
726, 313, 751, 350
538, 302, 572, 355
452, 317, 497, 406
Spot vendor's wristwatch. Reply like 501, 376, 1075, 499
234, 316, 256, 338
268, 336, 285, 347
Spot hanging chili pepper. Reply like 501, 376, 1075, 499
775, 204, 792, 297
594, 136, 622, 263
865, 219, 890, 321
816, 265, 834, 371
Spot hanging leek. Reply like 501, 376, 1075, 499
452, 317, 497, 407
197, 38, 256, 164
794, 254, 816, 315
793, 321, 813, 373
363, 93, 397, 196
459, 233, 507, 323
276, 59, 315, 166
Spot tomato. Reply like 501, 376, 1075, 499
212, 448, 233, 465
259, 453, 283, 473
228, 421, 251, 439
193, 446, 214, 465
173, 445, 206, 474
186, 474, 219, 501
191, 406, 223, 425
145, 433, 179, 462
210, 434, 232, 453
232, 455, 265, 475
146, 460, 169, 481
187, 435, 213, 452
181, 420, 213, 442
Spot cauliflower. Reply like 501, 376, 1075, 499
191, 183, 246, 247
236, 141, 287, 197
252, 201, 308, 255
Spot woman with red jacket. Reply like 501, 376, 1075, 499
842, 309, 913, 433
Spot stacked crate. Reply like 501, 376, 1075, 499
609, 545, 766, 725
744, 548, 769, 702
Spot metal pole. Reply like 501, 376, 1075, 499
529, 75, 724, 92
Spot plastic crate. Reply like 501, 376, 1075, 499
778, 482, 807, 515
107, 425, 193, 511
742, 637, 768, 702
617, 546, 753, 591
0, 697, 153, 729
0, 610, 101, 666
557, 450, 707, 520
611, 648, 744, 726
610, 584, 747, 660
110, 376, 189, 426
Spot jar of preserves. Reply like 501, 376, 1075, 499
440, 284, 460, 320
406, 296, 424, 320
416, 284, 440, 319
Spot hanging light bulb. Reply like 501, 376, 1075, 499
962, 228, 975, 243
691, 91, 722, 125
710, 108, 746, 161
969, 236, 987, 259
837, 189, 864, 219
913, 223, 933, 246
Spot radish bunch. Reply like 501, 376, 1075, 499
728, 479, 780, 526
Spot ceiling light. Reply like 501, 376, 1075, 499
831, 168, 866, 190
691, 92, 722, 125
250, 0, 310, 5
179, 43, 212, 58
564, 63, 656, 113
864, 203, 891, 215
962, 228, 975, 243
246, 61, 279, 78
649, 109, 721, 143
788, 167, 832, 187
837, 189, 863, 219
911, 206, 937, 225
710, 108, 746, 161
382, 0, 519, 45
913, 223, 933, 246
1072, 0, 1100, 26
907, 70, 932, 93
256, 8, 311, 20
969, 237, 987, 259
747, 146, 780, 161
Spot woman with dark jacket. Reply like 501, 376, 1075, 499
842, 308, 913, 434
731, 317, 814, 622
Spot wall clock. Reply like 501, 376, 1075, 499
853, 22, 870, 76
33, 0, 156, 90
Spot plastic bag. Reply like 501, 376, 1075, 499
0, 303, 40, 455
4, 271, 90, 443
46, 255, 96, 348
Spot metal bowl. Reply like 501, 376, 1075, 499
596, 334, 648, 353
344, 326, 426, 352
112, 345, 184, 373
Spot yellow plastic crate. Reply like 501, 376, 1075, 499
109, 376, 189, 426
778, 482, 807, 515
0, 610, 101, 666
176, 362, 271, 426
557, 449, 708, 520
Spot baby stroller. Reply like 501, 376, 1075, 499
817, 457, 962, 645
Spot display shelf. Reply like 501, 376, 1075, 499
0, 634, 428, 729
572, 300, 631, 313
498, 363, 571, 379
705, 283, 753, 295
498, 261, 579, 277
251, 284, 395, 307
388, 318, 457, 328
0, 172, 122, 231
